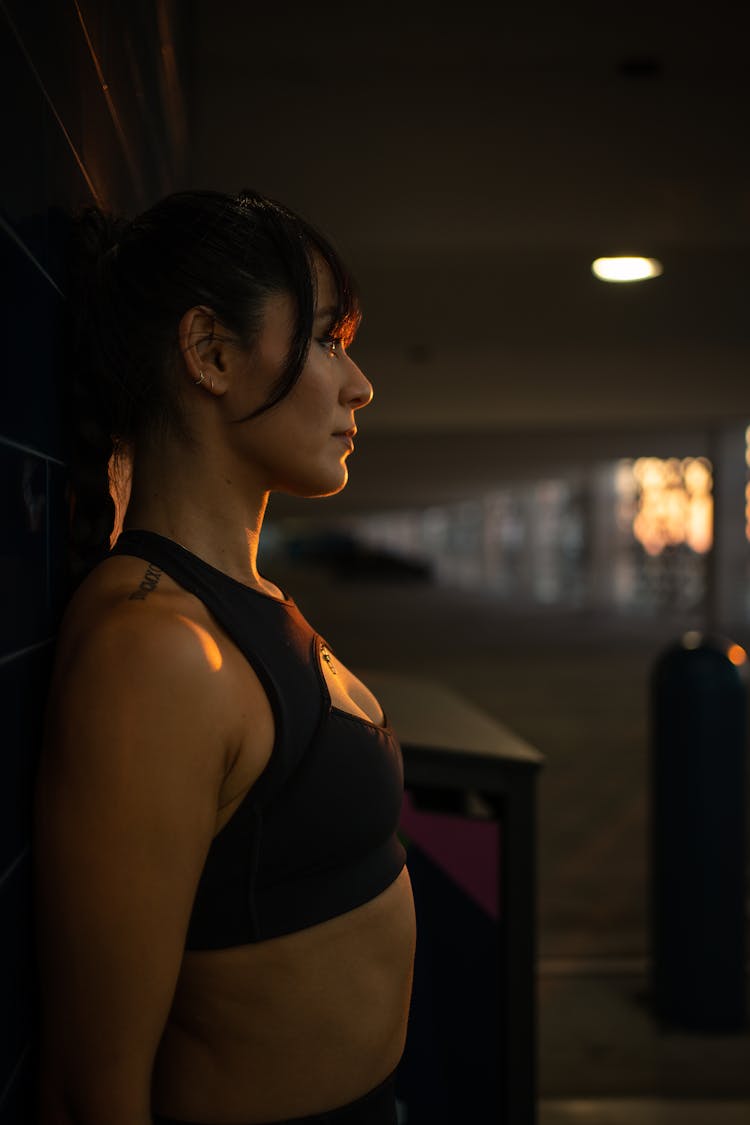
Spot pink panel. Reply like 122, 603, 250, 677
400, 789, 501, 920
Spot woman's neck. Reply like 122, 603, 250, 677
121, 443, 273, 593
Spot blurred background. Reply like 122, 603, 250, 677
2, 1, 750, 1121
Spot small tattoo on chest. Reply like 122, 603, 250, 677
128, 563, 163, 601
320, 643, 338, 675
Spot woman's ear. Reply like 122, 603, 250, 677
178, 305, 234, 392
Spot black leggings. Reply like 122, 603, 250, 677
152, 1067, 398, 1125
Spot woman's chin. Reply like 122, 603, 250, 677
280, 464, 349, 499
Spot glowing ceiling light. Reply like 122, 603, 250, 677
591, 256, 663, 282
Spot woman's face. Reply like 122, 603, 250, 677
230, 260, 373, 498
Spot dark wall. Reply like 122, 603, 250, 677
0, 2, 187, 1118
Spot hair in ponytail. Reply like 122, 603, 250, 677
63, 189, 361, 593
64, 207, 132, 593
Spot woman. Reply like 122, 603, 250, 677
35, 189, 416, 1125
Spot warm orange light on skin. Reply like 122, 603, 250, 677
175, 614, 223, 671
727, 644, 747, 667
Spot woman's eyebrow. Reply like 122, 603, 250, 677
314, 305, 338, 321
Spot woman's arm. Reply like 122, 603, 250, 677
35, 606, 238, 1125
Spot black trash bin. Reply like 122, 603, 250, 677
650, 631, 748, 1032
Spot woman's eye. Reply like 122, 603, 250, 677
319, 334, 340, 358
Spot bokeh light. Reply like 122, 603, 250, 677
591, 256, 663, 282
624, 456, 713, 556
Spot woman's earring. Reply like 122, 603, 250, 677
193, 370, 206, 386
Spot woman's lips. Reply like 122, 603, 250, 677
332, 427, 356, 451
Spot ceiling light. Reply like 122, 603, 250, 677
591, 256, 663, 282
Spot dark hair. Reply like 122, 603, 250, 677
64, 188, 361, 591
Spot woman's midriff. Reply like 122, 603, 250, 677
151, 865, 416, 1123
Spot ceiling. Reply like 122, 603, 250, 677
185, 1, 750, 512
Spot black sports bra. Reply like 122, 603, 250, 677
107, 529, 406, 950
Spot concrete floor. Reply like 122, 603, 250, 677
539, 1099, 750, 1124
265, 553, 750, 1119
538, 961, 750, 1101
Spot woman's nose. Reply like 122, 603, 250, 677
344, 359, 374, 409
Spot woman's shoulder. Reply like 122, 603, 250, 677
47, 553, 272, 780
48, 555, 238, 740
56, 553, 223, 676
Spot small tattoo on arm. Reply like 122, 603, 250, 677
128, 563, 163, 600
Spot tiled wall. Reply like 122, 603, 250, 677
0, 2, 187, 1118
